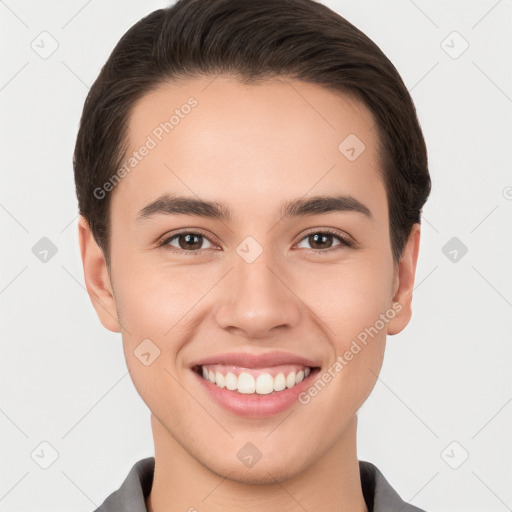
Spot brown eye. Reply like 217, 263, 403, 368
161, 231, 215, 253
296, 230, 353, 252
307, 233, 335, 250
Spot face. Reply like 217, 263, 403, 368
79, 75, 419, 484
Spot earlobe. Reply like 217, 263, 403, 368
77, 216, 121, 333
387, 223, 421, 336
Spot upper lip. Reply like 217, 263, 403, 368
190, 351, 320, 369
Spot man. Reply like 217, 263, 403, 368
74, 0, 431, 510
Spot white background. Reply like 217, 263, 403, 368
0, 1, 511, 511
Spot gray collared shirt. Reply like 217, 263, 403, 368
93, 457, 427, 512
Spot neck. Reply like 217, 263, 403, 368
146, 414, 368, 512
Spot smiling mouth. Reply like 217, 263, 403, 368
192, 364, 321, 395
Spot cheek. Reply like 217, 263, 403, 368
296, 256, 394, 337
112, 264, 193, 415
297, 256, 392, 388
111, 260, 219, 403
296, 269, 391, 425
112, 256, 210, 336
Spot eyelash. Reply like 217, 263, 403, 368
158, 228, 355, 256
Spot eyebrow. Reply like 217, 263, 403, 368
136, 193, 372, 223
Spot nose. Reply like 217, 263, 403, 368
214, 246, 301, 339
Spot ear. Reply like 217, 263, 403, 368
387, 223, 421, 335
77, 215, 121, 333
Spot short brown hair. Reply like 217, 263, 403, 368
73, 0, 431, 267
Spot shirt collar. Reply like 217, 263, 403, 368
94, 457, 427, 512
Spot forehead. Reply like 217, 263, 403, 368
111, 75, 385, 222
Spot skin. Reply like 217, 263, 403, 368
78, 75, 420, 512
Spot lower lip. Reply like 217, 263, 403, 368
192, 367, 320, 418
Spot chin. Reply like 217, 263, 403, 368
201, 452, 306, 485
219, 465, 295, 485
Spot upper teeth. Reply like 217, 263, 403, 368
201, 365, 312, 395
